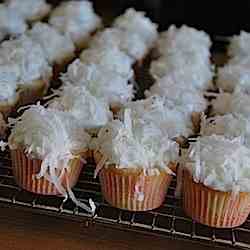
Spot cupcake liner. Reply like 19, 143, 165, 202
11, 149, 83, 196
183, 170, 250, 228
94, 151, 175, 211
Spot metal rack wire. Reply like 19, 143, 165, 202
0, 150, 250, 249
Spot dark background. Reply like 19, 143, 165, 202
91, 0, 250, 36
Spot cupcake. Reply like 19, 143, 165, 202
80, 47, 134, 79
61, 59, 134, 112
150, 25, 213, 91
183, 135, 250, 228
27, 22, 76, 76
49, 0, 102, 50
0, 4, 27, 41
0, 36, 51, 105
145, 78, 207, 133
90, 28, 149, 64
8, 104, 94, 213
6, 0, 51, 22
49, 85, 112, 134
92, 108, 179, 211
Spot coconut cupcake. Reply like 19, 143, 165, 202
80, 47, 134, 79
27, 22, 75, 75
92, 109, 179, 211
0, 36, 52, 104
183, 135, 250, 228
8, 104, 94, 213
61, 59, 134, 111
0, 4, 27, 41
0, 35, 52, 117
6, 0, 51, 22
90, 28, 149, 64
49, 85, 112, 134
49, 0, 102, 50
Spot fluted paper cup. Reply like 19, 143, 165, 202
11, 149, 84, 196
183, 170, 250, 228
94, 151, 175, 211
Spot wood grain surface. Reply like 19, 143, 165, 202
0, 205, 234, 250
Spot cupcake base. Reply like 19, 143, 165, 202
183, 170, 250, 228
94, 151, 175, 211
11, 149, 83, 196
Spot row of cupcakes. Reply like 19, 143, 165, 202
0, 8, 159, 214
0, 0, 102, 136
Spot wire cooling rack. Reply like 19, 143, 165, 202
0, 150, 250, 250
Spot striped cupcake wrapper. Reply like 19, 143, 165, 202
183, 171, 250, 228
11, 149, 83, 196
99, 167, 173, 211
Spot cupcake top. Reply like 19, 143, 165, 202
90, 28, 148, 61
49, 0, 101, 45
145, 78, 207, 114
62, 60, 134, 107
186, 135, 250, 193
156, 25, 211, 57
228, 31, 250, 61
150, 52, 213, 90
217, 60, 250, 92
123, 96, 193, 138
0, 4, 27, 41
49, 85, 112, 130
201, 114, 250, 147
80, 47, 133, 79
0, 35, 52, 84
27, 22, 75, 65
6, 0, 51, 21
9, 104, 91, 161
113, 8, 158, 48
93, 109, 179, 173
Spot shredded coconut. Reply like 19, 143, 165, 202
113, 8, 158, 48
80, 47, 133, 79
61, 60, 134, 107
6, 0, 51, 21
92, 108, 179, 172
49, 0, 101, 46
186, 135, 250, 193
27, 22, 75, 65
49, 85, 112, 130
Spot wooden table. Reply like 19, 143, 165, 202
0, 206, 233, 250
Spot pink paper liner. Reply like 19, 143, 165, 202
11, 149, 83, 196
98, 164, 174, 211
183, 171, 250, 228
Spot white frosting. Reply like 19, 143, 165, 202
186, 135, 250, 192
113, 8, 158, 48
62, 59, 133, 107
93, 109, 179, 172
80, 47, 133, 79
0, 4, 27, 40
150, 53, 213, 90
201, 114, 250, 147
0, 35, 52, 84
90, 28, 148, 61
49, 85, 112, 130
8, 104, 94, 213
146, 78, 207, 115
228, 31, 250, 61
6, 0, 51, 21
28, 22, 75, 65
123, 96, 193, 138
0, 80, 18, 102
156, 25, 211, 57
217, 60, 250, 92
49, 1, 101, 45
